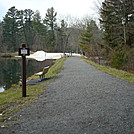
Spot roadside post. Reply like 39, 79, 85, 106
18, 44, 30, 97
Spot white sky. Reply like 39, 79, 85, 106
0, 0, 103, 21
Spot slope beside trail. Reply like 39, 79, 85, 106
0, 57, 134, 134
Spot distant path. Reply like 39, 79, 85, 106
0, 57, 134, 134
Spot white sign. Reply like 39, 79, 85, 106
21, 49, 28, 55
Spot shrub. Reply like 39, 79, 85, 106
110, 51, 128, 69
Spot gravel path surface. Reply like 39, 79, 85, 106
0, 57, 134, 134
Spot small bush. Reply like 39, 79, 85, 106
110, 51, 128, 69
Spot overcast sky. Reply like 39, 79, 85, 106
0, 0, 103, 21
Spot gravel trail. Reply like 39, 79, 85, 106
0, 57, 134, 134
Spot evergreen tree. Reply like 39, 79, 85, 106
100, 0, 134, 69
56, 20, 69, 52
2, 6, 19, 51
79, 23, 93, 56
16, 9, 26, 45
0, 21, 3, 51
23, 9, 34, 48
44, 7, 57, 50
100, 0, 134, 48
32, 10, 47, 50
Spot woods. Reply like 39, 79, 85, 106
79, 0, 134, 72
99, 0, 134, 71
0, 1, 134, 72
0, 7, 72, 52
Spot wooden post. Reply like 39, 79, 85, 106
18, 44, 30, 97
22, 55, 26, 97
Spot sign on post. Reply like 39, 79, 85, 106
18, 44, 30, 97
19, 45, 30, 56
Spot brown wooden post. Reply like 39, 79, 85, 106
22, 55, 26, 97
18, 44, 30, 97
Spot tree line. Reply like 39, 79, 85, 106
0, 1, 134, 71
79, 0, 134, 71
0, 6, 73, 52
99, 0, 134, 69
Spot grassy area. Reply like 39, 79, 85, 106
0, 58, 66, 123
0, 52, 18, 57
82, 57, 134, 84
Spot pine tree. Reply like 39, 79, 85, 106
100, 0, 134, 69
100, 0, 134, 48
44, 7, 57, 50
0, 21, 3, 51
79, 23, 93, 56
32, 10, 47, 50
2, 6, 19, 51
56, 20, 69, 52
23, 9, 34, 48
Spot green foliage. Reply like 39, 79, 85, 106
110, 51, 128, 69
32, 10, 48, 50
2, 6, 19, 51
2, 7, 35, 51
44, 7, 57, 30
100, 0, 134, 48
1, 6, 62, 52
56, 20, 69, 52
79, 20, 103, 57
99, 0, 134, 71
43, 7, 57, 50
23, 9, 35, 48
79, 23, 93, 52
